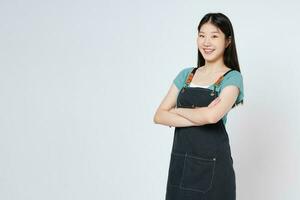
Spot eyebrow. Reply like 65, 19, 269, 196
199, 31, 220, 34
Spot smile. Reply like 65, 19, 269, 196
203, 49, 215, 54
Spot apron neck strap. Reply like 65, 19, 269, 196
184, 67, 234, 87
214, 69, 234, 86
185, 67, 199, 86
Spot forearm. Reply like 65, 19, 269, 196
154, 109, 198, 127
174, 107, 213, 125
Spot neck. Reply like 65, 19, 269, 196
202, 60, 226, 73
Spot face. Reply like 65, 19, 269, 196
197, 22, 231, 63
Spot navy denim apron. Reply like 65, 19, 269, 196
165, 67, 236, 200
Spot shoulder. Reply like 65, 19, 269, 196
173, 67, 194, 90
174, 66, 194, 78
225, 70, 243, 79
221, 70, 244, 86
219, 69, 244, 106
219, 70, 244, 95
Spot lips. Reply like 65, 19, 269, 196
203, 48, 215, 54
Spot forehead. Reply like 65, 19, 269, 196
199, 23, 221, 34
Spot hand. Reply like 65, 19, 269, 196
208, 97, 221, 108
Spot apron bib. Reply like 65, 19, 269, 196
165, 67, 236, 200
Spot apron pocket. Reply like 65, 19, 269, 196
181, 154, 216, 193
167, 152, 185, 187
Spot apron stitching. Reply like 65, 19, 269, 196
172, 152, 216, 162
175, 152, 217, 193
178, 159, 216, 193
179, 152, 187, 188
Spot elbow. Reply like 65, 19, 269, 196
207, 116, 216, 124
207, 112, 221, 124
153, 111, 160, 124
154, 108, 168, 124
153, 115, 159, 124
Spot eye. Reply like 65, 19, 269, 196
198, 34, 204, 38
212, 35, 218, 38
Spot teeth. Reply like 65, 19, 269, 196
204, 50, 214, 54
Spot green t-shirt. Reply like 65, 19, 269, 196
173, 67, 244, 125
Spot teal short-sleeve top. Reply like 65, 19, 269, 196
173, 67, 244, 125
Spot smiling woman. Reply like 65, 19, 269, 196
153, 12, 244, 200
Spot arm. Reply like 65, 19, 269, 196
153, 84, 199, 127
173, 106, 212, 125
174, 85, 239, 125
153, 83, 221, 127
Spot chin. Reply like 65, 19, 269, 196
203, 56, 220, 63
202, 55, 217, 60
202, 53, 222, 62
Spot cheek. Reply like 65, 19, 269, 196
197, 39, 203, 47
217, 40, 227, 48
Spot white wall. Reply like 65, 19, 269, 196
0, 0, 299, 199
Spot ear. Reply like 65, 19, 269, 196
226, 36, 232, 48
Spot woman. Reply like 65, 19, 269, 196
153, 13, 244, 200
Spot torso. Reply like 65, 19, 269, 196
191, 66, 232, 86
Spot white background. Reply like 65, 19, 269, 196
0, 0, 299, 199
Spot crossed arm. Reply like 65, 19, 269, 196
153, 83, 239, 127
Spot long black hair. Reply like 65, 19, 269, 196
197, 13, 241, 73
197, 13, 243, 107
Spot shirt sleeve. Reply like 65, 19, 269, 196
219, 70, 244, 105
173, 67, 193, 90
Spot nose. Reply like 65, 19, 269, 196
203, 37, 211, 46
